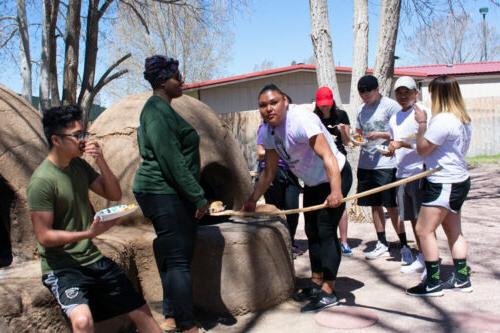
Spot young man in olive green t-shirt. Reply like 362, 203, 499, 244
27, 105, 161, 333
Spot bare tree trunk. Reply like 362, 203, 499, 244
62, 0, 82, 105
78, 0, 113, 122
373, 0, 401, 96
309, 0, 343, 106
39, 1, 51, 110
349, 0, 368, 111
80, 53, 130, 125
47, 0, 60, 107
16, 0, 31, 103
40, 0, 60, 110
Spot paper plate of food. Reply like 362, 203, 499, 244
95, 204, 138, 222
350, 133, 367, 145
375, 144, 390, 154
401, 133, 417, 141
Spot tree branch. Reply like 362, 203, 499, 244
94, 52, 131, 90
0, 16, 18, 22
120, 0, 149, 34
152, 0, 204, 13
0, 28, 18, 48
98, 0, 114, 17
92, 69, 128, 96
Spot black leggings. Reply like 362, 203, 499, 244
134, 193, 197, 330
263, 167, 300, 243
303, 162, 352, 281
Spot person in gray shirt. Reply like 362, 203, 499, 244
354, 75, 412, 264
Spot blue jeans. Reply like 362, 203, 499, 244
134, 193, 197, 330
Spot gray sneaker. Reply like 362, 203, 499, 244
442, 273, 473, 293
300, 291, 339, 312
400, 245, 414, 266
401, 253, 425, 274
365, 241, 389, 260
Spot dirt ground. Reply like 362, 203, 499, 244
203, 163, 500, 333
1, 164, 499, 333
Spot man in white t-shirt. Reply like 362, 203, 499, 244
243, 84, 353, 313
354, 75, 409, 263
387, 76, 431, 274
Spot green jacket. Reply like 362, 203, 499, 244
133, 96, 207, 208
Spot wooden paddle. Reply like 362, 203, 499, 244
209, 166, 442, 218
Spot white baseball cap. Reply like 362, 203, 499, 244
394, 76, 417, 91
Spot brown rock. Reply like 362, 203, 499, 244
0, 85, 47, 260
191, 220, 294, 316
0, 291, 22, 317
0, 318, 12, 333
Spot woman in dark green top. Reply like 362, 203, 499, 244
133, 56, 207, 333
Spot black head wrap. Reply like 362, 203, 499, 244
144, 55, 179, 88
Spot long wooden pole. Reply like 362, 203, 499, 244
209, 166, 441, 218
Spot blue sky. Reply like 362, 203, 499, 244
223, 0, 500, 76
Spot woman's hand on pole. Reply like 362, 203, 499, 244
325, 189, 343, 208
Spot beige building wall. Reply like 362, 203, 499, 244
420, 75, 500, 103
185, 71, 352, 114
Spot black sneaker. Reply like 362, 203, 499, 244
442, 273, 473, 293
300, 291, 339, 312
406, 281, 444, 297
292, 285, 322, 302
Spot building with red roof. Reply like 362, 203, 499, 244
183, 61, 500, 114
398, 62, 500, 103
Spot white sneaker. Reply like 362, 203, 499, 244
400, 246, 414, 266
401, 253, 425, 274
365, 241, 389, 260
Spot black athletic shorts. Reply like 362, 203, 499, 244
42, 256, 145, 322
422, 178, 471, 213
357, 168, 397, 207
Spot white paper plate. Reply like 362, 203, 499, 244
350, 135, 367, 145
375, 144, 390, 154
95, 204, 138, 222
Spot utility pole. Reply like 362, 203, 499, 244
480, 7, 489, 61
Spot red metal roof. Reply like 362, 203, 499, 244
397, 61, 500, 77
183, 64, 427, 90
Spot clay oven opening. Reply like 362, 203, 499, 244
0, 175, 14, 268
199, 162, 237, 224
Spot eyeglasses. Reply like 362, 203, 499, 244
358, 87, 375, 94
56, 131, 90, 141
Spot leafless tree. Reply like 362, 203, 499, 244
39, 0, 61, 110
349, 0, 368, 110
62, 0, 82, 105
309, 0, 343, 106
253, 59, 275, 72
373, 0, 401, 97
404, 13, 500, 64
101, 0, 244, 101
16, 0, 31, 102
2, 0, 242, 123
1, 1, 33, 103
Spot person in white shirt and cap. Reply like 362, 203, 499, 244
385, 76, 431, 275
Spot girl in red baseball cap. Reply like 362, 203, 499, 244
314, 86, 353, 256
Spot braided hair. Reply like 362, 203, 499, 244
143, 55, 179, 89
